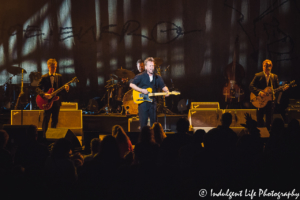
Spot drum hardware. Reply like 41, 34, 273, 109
29, 72, 41, 87
114, 68, 135, 79
154, 57, 163, 66
7, 66, 27, 75
99, 76, 117, 114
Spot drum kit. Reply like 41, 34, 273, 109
0, 65, 41, 111
99, 68, 138, 114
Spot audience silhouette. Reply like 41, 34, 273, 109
1, 115, 300, 199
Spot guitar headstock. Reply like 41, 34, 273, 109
71, 77, 79, 83
289, 80, 297, 87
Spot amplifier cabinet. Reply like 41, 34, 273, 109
61, 102, 78, 110
190, 102, 220, 109
188, 108, 223, 128
128, 117, 150, 132
11, 110, 82, 130
11, 110, 44, 129
285, 107, 300, 123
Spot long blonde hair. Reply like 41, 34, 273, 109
152, 122, 166, 145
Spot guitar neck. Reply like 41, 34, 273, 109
149, 92, 171, 97
51, 79, 73, 96
273, 83, 292, 94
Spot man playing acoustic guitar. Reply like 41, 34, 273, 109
249, 59, 288, 130
36, 59, 69, 137
130, 57, 169, 129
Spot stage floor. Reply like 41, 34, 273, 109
83, 113, 186, 133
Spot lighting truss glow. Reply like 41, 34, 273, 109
125, 35, 133, 49
125, 56, 132, 68
41, 60, 49, 75
0, 69, 9, 85
98, 76, 104, 85
201, 60, 212, 76
8, 34, 17, 60
59, 59, 75, 74
0, 45, 4, 65
141, 28, 148, 46
205, 10, 212, 32
22, 35, 37, 56
20, 61, 37, 83
108, 0, 117, 26
142, 52, 148, 59
171, 64, 185, 78
59, 0, 73, 50
241, 0, 248, 22
95, 0, 101, 39
22, 3, 49, 57
110, 38, 118, 53
110, 58, 118, 71
97, 61, 103, 69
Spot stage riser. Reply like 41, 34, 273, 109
83, 114, 186, 133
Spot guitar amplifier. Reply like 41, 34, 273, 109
128, 117, 150, 132
11, 110, 83, 131
222, 109, 257, 127
285, 107, 300, 123
190, 102, 220, 109
61, 102, 78, 110
188, 108, 223, 128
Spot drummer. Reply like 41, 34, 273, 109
132, 59, 145, 75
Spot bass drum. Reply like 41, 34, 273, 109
122, 89, 138, 115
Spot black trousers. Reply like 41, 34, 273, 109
138, 101, 157, 130
43, 101, 60, 137
257, 101, 275, 130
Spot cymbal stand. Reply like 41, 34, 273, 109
99, 78, 115, 114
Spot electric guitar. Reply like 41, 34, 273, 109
36, 77, 79, 110
250, 80, 296, 108
133, 88, 180, 104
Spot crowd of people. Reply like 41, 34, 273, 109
1, 114, 300, 199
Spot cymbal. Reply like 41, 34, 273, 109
7, 66, 27, 75
154, 57, 163, 66
114, 69, 135, 79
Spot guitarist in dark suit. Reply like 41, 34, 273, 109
249, 59, 288, 130
130, 57, 169, 129
36, 59, 69, 137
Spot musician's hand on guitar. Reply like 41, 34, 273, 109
141, 89, 149, 94
259, 91, 266, 97
165, 91, 170, 97
44, 93, 52, 99
65, 84, 70, 92
283, 84, 289, 91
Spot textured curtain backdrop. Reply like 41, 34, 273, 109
0, 0, 299, 108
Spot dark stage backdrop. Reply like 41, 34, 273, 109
1, 0, 300, 110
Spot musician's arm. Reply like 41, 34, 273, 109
36, 77, 46, 97
249, 75, 262, 96
162, 86, 169, 97
158, 75, 169, 96
57, 75, 69, 96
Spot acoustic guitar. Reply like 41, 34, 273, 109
250, 80, 296, 108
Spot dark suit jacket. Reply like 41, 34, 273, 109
249, 71, 279, 96
36, 73, 65, 102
